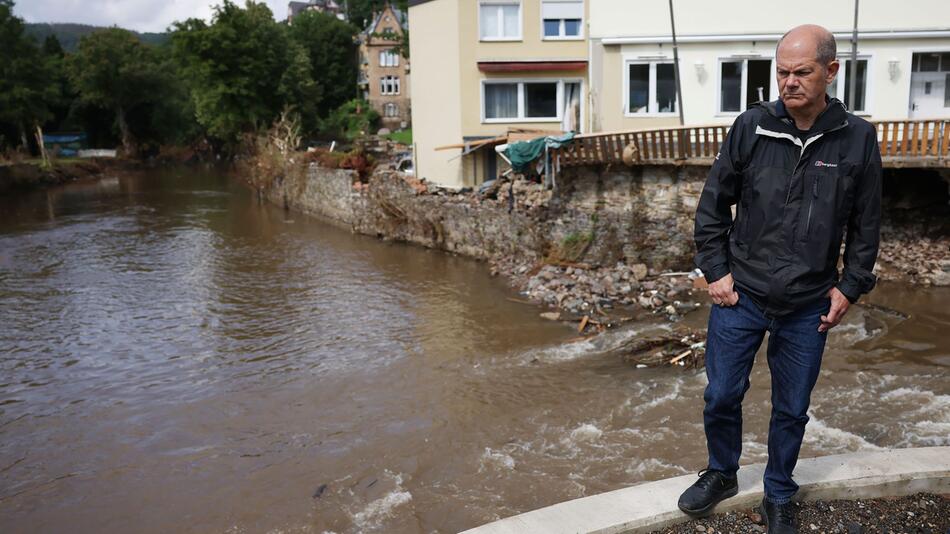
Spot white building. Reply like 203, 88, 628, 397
409, 0, 950, 188
588, 0, 950, 132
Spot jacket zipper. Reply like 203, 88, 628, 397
803, 175, 820, 238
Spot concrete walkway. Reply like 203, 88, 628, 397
461, 447, 950, 534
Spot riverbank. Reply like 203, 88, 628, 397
256, 160, 950, 366
0, 159, 139, 193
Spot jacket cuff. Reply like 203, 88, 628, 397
835, 280, 860, 304
701, 263, 731, 284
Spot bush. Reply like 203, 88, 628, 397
318, 99, 380, 141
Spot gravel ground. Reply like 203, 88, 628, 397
650, 493, 949, 534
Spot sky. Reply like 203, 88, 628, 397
14, 0, 290, 33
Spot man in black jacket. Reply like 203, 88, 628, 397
677, 24, 881, 533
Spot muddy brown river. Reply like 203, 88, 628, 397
0, 170, 947, 533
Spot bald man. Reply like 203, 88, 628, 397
679, 24, 881, 533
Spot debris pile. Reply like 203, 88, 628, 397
617, 328, 707, 369
875, 224, 950, 286
490, 257, 705, 321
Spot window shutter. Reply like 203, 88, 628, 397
542, 0, 582, 20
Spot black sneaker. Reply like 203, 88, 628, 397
758, 497, 797, 534
676, 468, 739, 517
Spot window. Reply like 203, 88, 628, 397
912, 52, 950, 72
479, 1, 520, 40
525, 82, 557, 118
719, 59, 772, 113
380, 76, 400, 95
827, 58, 868, 112
542, 0, 582, 39
384, 103, 399, 117
625, 61, 677, 115
482, 79, 576, 122
379, 50, 399, 67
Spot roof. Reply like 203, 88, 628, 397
407, 0, 437, 7
363, 4, 408, 35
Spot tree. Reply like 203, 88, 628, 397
0, 0, 58, 159
66, 28, 165, 155
287, 10, 358, 118
172, 1, 319, 146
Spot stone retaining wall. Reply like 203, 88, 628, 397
264, 162, 706, 271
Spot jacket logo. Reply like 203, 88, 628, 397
815, 160, 838, 168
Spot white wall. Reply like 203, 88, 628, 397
600, 37, 950, 128
409, 0, 465, 187
590, 0, 950, 39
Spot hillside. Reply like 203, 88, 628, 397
24, 23, 169, 51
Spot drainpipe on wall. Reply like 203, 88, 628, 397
848, 0, 859, 112
669, 0, 685, 126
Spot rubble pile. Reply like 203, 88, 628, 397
490, 256, 704, 321
876, 224, 950, 286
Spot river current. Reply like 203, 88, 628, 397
0, 169, 947, 533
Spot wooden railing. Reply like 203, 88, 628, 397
552, 119, 950, 168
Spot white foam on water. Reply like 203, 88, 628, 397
804, 412, 884, 452
479, 447, 516, 471
352, 480, 413, 531
625, 458, 689, 479
518, 322, 659, 364
629, 379, 683, 415
569, 423, 603, 442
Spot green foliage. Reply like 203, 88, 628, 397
287, 10, 358, 118
0, 0, 59, 138
547, 231, 595, 264
66, 28, 167, 154
318, 99, 380, 141
383, 128, 412, 145
25, 22, 169, 52
172, 0, 319, 147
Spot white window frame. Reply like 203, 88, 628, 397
379, 50, 399, 67
480, 78, 581, 124
384, 102, 399, 117
623, 59, 679, 117
715, 57, 778, 116
478, 0, 522, 42
540, 0, 583, 41
380, 75, 400, 96
828, 54, 873, 115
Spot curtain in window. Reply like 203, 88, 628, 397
628, 64, 649, 113
562, 82, 580, 132
485, 83, 518, 119
720, 62, 742, 112
502, 5, 519, 37
656, 63, 676, 113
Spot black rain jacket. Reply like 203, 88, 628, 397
693, 97, 882, 317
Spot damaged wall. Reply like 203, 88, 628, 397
263, 162, 706, 271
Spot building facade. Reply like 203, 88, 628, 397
409, 0, 590, 187
409, 0, 950, 188
359, 5, 412, 131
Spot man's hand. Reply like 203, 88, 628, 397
708, 273, 739, 306
819, 287, 851, 332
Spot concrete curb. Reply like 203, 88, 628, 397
460, 447, 950, 534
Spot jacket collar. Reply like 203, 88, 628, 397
753, 95, 848, 136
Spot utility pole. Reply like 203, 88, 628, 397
669, 0, 685, 126
848, 0, 859, 110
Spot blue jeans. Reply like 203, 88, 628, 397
702, 289, 831, 504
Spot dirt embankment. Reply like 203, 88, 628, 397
0, 159, 140, 194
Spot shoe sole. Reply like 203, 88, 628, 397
677, 485, 739, 517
